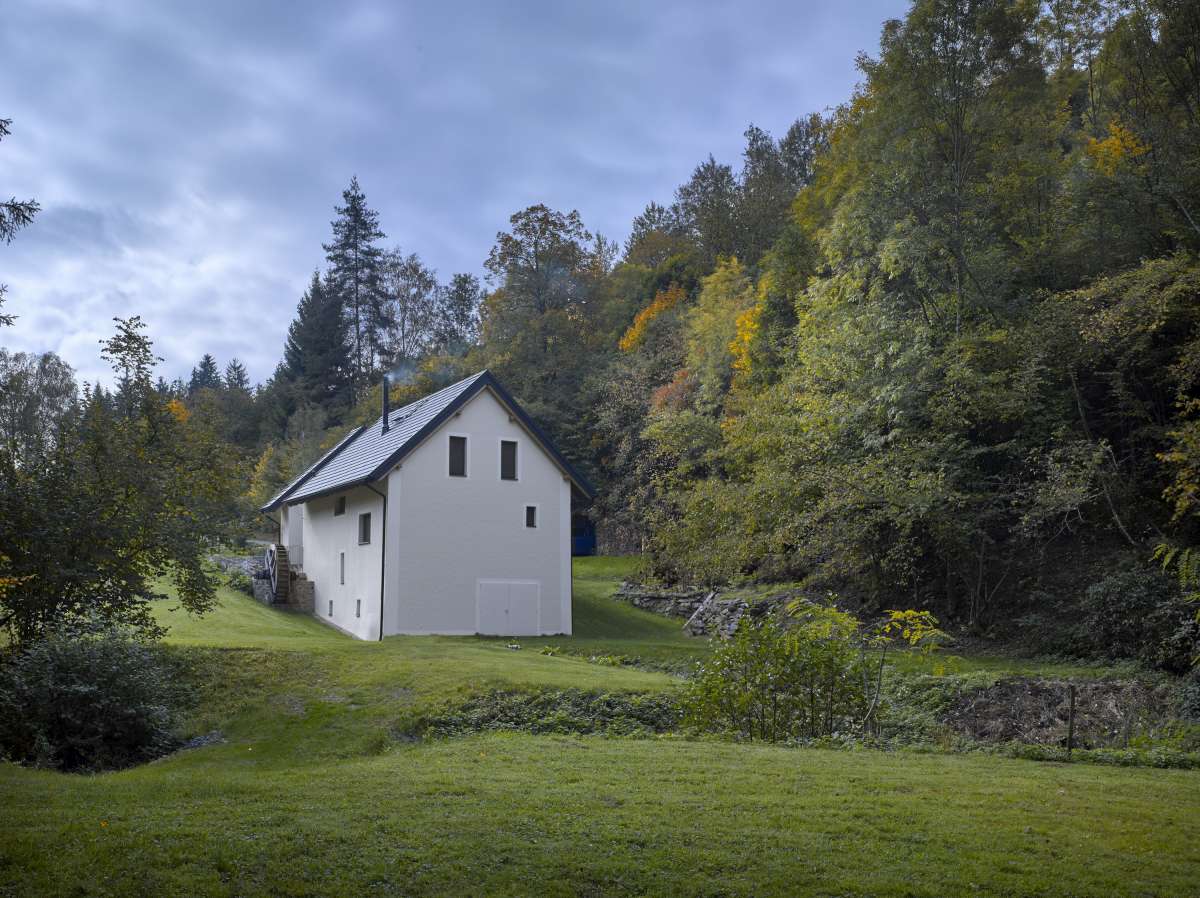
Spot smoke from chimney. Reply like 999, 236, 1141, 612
381, 361, 418, 435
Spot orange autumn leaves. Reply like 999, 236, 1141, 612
618, 284, 687, 352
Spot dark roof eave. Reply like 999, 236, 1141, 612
480, 373, 596, 499
264, 370, 595, 510
279, 474, 383, 508
259, 424, 365, 512
362, 371, 596, 499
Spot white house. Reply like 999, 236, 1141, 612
261, 370, 594, 640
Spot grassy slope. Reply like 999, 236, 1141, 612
1, 558, 1197, 897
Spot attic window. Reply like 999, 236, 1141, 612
500, 440, 518, 481
358, 512, 371, 545
334, 496, 346, 516
525, 505, 538, 528
449, 435, 467, 477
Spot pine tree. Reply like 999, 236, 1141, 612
188, 354, 221, 395
219, 358, 257, 449
224, 358, 251, 393
282, 271, 352, 419
323, 176, 386, 393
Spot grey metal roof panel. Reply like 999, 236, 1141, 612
263, 369, 595, 509
282, 371, 488, 504
261, 424, 364, 511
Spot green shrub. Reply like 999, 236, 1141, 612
0, 624, 192, 772
226, 569, 254, 597
1077, 567, 1199, 672
403, 688, 681, 738
684, 611, 869, 741
1178, 669, 1200, 722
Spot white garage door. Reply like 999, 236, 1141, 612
476, 579, 542, 636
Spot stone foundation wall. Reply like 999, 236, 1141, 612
212, 553, 314, 614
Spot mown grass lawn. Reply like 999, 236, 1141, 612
2, 558, 1198, 897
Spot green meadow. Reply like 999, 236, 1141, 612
1, 558, 1197, 897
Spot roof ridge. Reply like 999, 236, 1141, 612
376, 369, 489, 428
262, 369, 592, 511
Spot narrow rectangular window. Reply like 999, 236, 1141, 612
339, 552, 345, 585
328, 600, 333, 617
500, 440, 518, 481
358, 512, 371, 545
334, 496, 346, 516
525, 505, 537, 528
449, 435, 467, 477
356, 599, 361, 619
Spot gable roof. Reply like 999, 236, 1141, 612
261, 370, 594, 511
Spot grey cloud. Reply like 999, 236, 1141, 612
1, 0, 903, 385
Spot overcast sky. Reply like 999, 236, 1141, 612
1, 0, 904, 386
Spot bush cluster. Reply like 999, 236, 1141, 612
1014, 565, 1199, 672
404, 688, 681, 739
1076, 568, 1199, 673
683, 611, 869, 742
226, 569, 255, 597
0, 625, 192, 772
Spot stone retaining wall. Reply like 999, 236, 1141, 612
614, 582, 799, 637
211, 553, 314, 613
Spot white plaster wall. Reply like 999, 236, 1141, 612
298, 484, 384, 640
385, 388, 571, 635
279, 504, 304, 568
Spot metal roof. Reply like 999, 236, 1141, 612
261, 370, 594, 511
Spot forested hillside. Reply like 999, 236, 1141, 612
5, 0, 1199, 663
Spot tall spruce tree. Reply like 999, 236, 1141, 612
223, 358, 251, 392
323, 176, 386, 393
187, 354, 221, 395
219, 358, 257, 450
282, 271, 352, 419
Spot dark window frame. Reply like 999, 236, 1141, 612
358, 512, 371, 545
339, 552, 345, 585
500, 439, 518, 481
334, 496, 346, 516
525, 505, 538, 529
449, 435, 468, 477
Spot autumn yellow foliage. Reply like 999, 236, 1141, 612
619, 284, 687, 352
729, 302, 762, 376
1087, 121, 1149, 178
166, 398, 190, 423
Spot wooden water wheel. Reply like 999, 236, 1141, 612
265, 544, 290, 603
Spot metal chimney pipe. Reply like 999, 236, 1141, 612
382, 373, 390, 434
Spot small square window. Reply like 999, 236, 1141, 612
328, 600, 333, 618
334, 496, 346, 516
501, 440, 518, 481
339, 552, 345, 585
358, 512, 371, 545
525, 505, 538, 528
449, 435, 467, 477
356, 599, 362, 619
